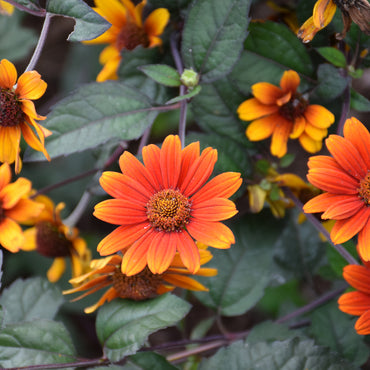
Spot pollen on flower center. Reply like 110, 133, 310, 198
0, 88, 24, 127
279, 93, 308, 122
146, 189, 192, 232
359, 172, 370, 205
116, 21, 150, 51
112, 267, 162, 300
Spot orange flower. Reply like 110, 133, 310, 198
22, 195, 91, 282
338, 263, 370, 335
0, 163, 44, 252
237, 70, 334, 158
0, 59, 51, 173
85, 0, 170, 82
94, 135, 242, 276
297, 0, 370, 43
303, 117, 370, 261
64, 244, 217, 313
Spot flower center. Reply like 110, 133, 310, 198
36, 221, 73, 258
0, 88, 24, 127
279, 93, 308, 122
146, 189, 191, 232
112, 267, 163, 300
359, 172, 370, 205
116, 21, 150, 51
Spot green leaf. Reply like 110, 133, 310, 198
246, 321, 295, 344
325, 240, 357, 278
166, 85, 202, 104
199, 337, 358, 370
128, 352, 178, 370
350, 89, 370, 112
46, 0, 111, 42
0, 277, 64, 325
316, 47, 347, 68
181, 0, 251, 83
8, 0, 40, 12
310, 302, 369, 366
245, 22, 314, 76
139, 64, 181, 87
24, 81, 158, 161
194, 213, 285, 316
96, 294, 191, 361
0, 319, 76, 367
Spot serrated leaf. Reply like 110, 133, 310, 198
166, 85, 201, 104
24, 81, 158, 161
182, 0, 251, 83
0, 319, 76, 367
96, 294, 191, 362
245, 22, 314, 76
199, 337, 358, 370
0, 277, 64, 325
350, 89, 370, 112
316, 47, 347, 68
194, 213, 285, 316
46, 0, 111, 41
139, 64, 181, 87
310, 302, 369, 366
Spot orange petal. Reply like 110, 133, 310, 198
276, 92, 291, 107
252, 82, 283, 105
237, 98, 279, 121
321, 196, 364, 220
20, 123, 50, 161
0, 177, 32, 209
280, 70, 300, 93
0, 217, 24, 252
85, 287, 120, 314
16, 71, 47, 100
338, 291, 370, 315
304, 124, 327, 141
313, 0, 336, 28
192, 198, 238, 221
343, 264, 370, 295
355, 310, 370, 335
298, 133, 322, 153
0, 126, 21, 167
0, 59, 17, 88
297, 16, 320, 43
303, 193, 358, 214
142, 143, 162, 187
178, 141, 200, 186
5, 198, 44, 223
246, 114, 278, 141
94, 0, 127, 28
97, 54, 121, 82
144, 8, 169, 37
304, 105, 334, 129
147, 232, 176, 274
47, 258, 66, 283
160, 135, 182, 189
270, 117, 292, 158
162, 273, 208, 291
121, 0, 141, 25
0, 162, 11, 191
21, 227, 37, 251
174, 231, 200, 274
289, 116, 306, 139
358, 220, 370, 261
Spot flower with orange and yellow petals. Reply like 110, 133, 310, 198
85, 0, 170, 82
297, 0, 370, 43
22, 195, 91, 282
94, 135, 242, 276
0, 1, 14, 15
0, 59, 51, 173
64, 244, 217, 313
237, 70, 335, 158
0, 163, 44, 252
338, 263, 370, 335
303, 117, 370, 261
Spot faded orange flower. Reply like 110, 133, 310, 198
0, 59, 51, 173
304, 117, 370, 261
94, 135, 242, 276
0, 163, 44, 252
64, 244, 217, 313
85, 0, 170, 82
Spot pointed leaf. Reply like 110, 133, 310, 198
316, 47, 347, 68
350, 89, 370, 112
139, 64, 181, 87
166, 85, 201, 104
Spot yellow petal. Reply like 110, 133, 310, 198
144, 8, 170, 37
0, 126, 21, 167
0, 162, 11, 191
247, 184, 267, 213
297, 16, 320, 43
0, 177, 32, 209
0, 217, 24, 252
94, 0, 128, 28
313, 0, 336, 28
0, 59, 17, 89
299, 133, 323, 153
289, 116, 306, 139
47, 258, 66, 283
20, 227, 37, 251
237, 98, 279, 121
16, 71, 47, 100
5, 198, 44, 223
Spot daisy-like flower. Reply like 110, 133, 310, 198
303, 117, 370, 261
0, 1, 14, 15
64, 244, 217, 313
338, 263, 370, 335
0, 162, 44, 252
0, 59, 51, 173
297, 0, 370, 43
22, 195, 91, 282
85, 0, 170, 82
237, 70, 335, 158
94, 135, 242, 276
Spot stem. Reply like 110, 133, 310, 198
336, 76, 351, 136
3, 0, 46, 16
25, 12, 53, 72
63, 191, 92, 228
137, 125, 152, 155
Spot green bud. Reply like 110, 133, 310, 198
180, 69, 199, 88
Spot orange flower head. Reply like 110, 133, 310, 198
93, 135, 242, 276
0, 1, 14, 15
22, 195, 91, 282
338, 263, 370, 335
297, 0, 370, 43
0, 163, 44, 252
237, 70, 335, 158
0, 59, 51, 173
303, 117, 370, 261
85, 0, 170, 82
64, 243, 217, 313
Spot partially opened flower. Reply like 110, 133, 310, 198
94, 135, 242, 276
0, 1, 14, 15
237, 70, 335, 158
304, 117, 370, 261
22, 195, 91, 282
338, 263, 370, 335
85, 0, 170, 82
0, 163, 44, 252
64, 244, 217, 313
0, 59, 51, 173
297, 0, 370, 43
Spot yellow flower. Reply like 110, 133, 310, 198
64, 243, 217, 313
0, 163, 44, 252
85, 0, 170, 82
0, 59, 51, 173
0, 1, 13, 15
22, 195, 91, 282
297, 0, 370, 43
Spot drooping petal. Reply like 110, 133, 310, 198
298, 133, 322, 153
237, 98, 279, 121
16, 71, 47, 100
173, 231, 200, 274
252, 82, 283, 105
5, 198, 44, 223
0, 126, 21, 167
20, 123, 50, 161
0, 162, 11, 191
313, 0, 337, 28
162, 273, 208, 291
192, 198, 238, 221
144, 8, 170, 37
297, 16, 320, 43
343, 264, 370, 295
147, 231, 176, 274
85, 287, 120, 314
0, 59, 17, 88
0, 217, 24, 252
270, 117, 292, 158
246, 114, 278, 141
47, 258, 66, 283
97, 49, 121, 82
279, 70, 300, 93
338, 291, 370, 315
160, 135, 182, 189
21, 99, 46, 120
0, 177, 32, 209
